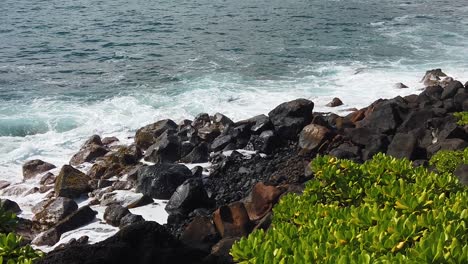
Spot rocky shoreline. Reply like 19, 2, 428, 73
1, 69, 467, 263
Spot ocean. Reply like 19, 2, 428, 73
1, 0, 468, 181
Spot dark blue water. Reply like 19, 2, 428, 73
1, 0, 468, 177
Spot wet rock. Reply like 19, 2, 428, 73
39, 185, 55, 193
0, 199, 21, 214
454, 164, 468, 186
104, 204, 131, 227
33, 197, 78, 226
180, 215, 219, 252
248, 130, 280, 154
102, 137, 119, 146
135, 119, 178, 150
144, 130, 181, 163
422, 85, 444, 100
0, 180, 10, 190
213, 202, 252, 238
136, 164, 192, 199
192, 113, 211, 129
32, 228, 61, 246
40, 172, 56, 185
243, 182, 283, 221
326, 97, 344, 107
387, 132, 417, 159
111, 181, 133, 191
357, 101, 403, 134
55, 205, 97, 235
441, 80, 463, 100
210, 135, 233, 152
394, 82, 409, 89
70, 135, 109, 165
268, 98, 314, 140
55, 165, 91, 198
54, 235, 89, 251
213, 113, 233, 129
248, 114, 273, 134
197, 124, 221, 143
421, 69, 447, 86
23, 159, 56, 180
87, 145, 141, 179
119, 213, 145, 228
398, 109, 434, 133
298, 124, 331, 152
165, 178, 212, 215
100, 191, 153, 209
180, 142, 209, 163
36, 221, 207, 264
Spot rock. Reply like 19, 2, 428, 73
207, 237, 238, 263
398, 109, 434, 133
243, 182, 283, 221
165, 178, 212, 215
387, 133, 417, 159
394, 82, 409, 89
100, 191, 153, 209
36, 221, 207, 264
33, 197, 78, 226
23, 159, 56, 180
55, 165, 91, 198
32, 228, 61, 246
180, 141, 195, 158
192, 113, 211, 129
104, 204, 131, 227
135, 119, 178, 150
40, 172, 56, 185
268, 98, 314, 140
248, 114, 273, 134
180, 216, 219, 252
102, 137, 119, 145
454, 164, 468, 186
144, 130, 181, 163
357, 101, 403, 134
119, 214, 145, 228
87, 145, 141, 179
328, 142, 361, 160
213, 113, 234, 129
213, 202, 252, 238
0, 180, 10, 190
127, 195, 153, 209
421, 69, 447, 86
55, 205, 97, 234
248, 130, 280, 154
0, 199, 21, 214
326, 97, 344, 107
180, 143, 209, 163
111, 181, 133, 191
136, 164, 192, 199
422, 85, 444, 100
197, 125, 221, 143
427, 139, 468, 156
298, 124, 331, 152
54, 235, 89, 250
210, 135, 233, 152
70, 135, 109, 165
441, 81, 463, 100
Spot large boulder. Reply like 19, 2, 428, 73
104, 204, 131, 227
243, 182, 283, 221
0, 199, 21, 214
119, 214, 145, 229
165, 178, 213, 215
35, 221, 207, 264
70, 144, 108, 166
441, 81, 463, 100
135, 119, 178, 150
420, 69, 447, 86
55, 165, 91, 198
180, 143, 209, 163
357, 101, 403, 134
268, 98, 314, 140
386, 133, 417, 160
326, 97, 343, 107
144, 130, 181, 163
33, 197, 78, 226
247, 130, 280, 154
212, 202, 252, 238
23, 160, 56, 180
136, 164, 192, 199
298, 124, 332, 152
180, 216, 219, 252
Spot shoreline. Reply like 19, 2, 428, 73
0, 69, 467, 263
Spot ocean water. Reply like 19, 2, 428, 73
1, 0, 468, 180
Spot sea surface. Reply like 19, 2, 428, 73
1, 0, 468, 180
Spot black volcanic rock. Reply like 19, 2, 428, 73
268, 98, 314, 140
136, 164, 192, 199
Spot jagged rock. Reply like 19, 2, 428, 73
421, 69, 447, 86
33, 197, 78, 226
87, 145, 141, 179
398, 109, 434, 133
326, 97, 344, 107
104, 204, 130, 227
213, 113, 233, 129
243, 182, 283, 221
165, 178, 212, 215
207, 237, 238, 263
441, 81, 463, 100
191, 166, 203, 178
135, 119, 178, 150
0, 180, 10, 190
268, 98, 314, 140
54, 235, 89, 251
102, 137, 119, 145
197, 124, 221, 143
119, 214, 145, 228
454, 164, 468, 186
357, 101, 403, 134
55, 165, 91, 198
36, 221, 207, 264
192, 113, 211, 129
32, 228, 61, 246
0, 199, 21, 214
136, 164, 192, 199
23, 159, 56, 180
213, 202, 252, 238
248, 130, 280, 154
210, 135, 233, 152
298, 124, 331, 152
180, 142, 209, 163
180, 216, 219, 252
395, 82, 409, 89
111, 181, 133, 190
40, 172, 56, 185
387, 133, 417, 159
70, 135, 109, 165
144, 130, 181, 163
100, 191, 153, 209
427, 139, 468, 156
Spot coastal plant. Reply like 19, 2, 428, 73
0, 209, 17, 234
231, 154, 468, 263
453, 112, 468, 126
429, 149, 468, 175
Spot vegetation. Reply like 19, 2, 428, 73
231, 153, 468, 263
454, 112, 468, 126
0, 208, 43, 264
429, 148, 468, 175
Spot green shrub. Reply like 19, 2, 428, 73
231, 154, 468, 263
453, 112, 468, 126
0, 209, 17, 234
429, 149, 468, 175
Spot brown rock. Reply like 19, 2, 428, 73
70, 144, 109, 166
23, 160, 56, 180
180, 216, 219, 251
135, 119, 178, 149
244, 182, 283, 221
213, 202, 252, 238
55, 165, 91, 198
102, 136, 119, 145
326, 97, 343, 107
298, 124, 331, 152
40, 172, 56, 185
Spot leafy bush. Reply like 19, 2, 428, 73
0, 233, 43, 264
0, 209, 17, 234
429, 149, 468, 175
453, 112, 468, 126
231, 154, 468, 263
